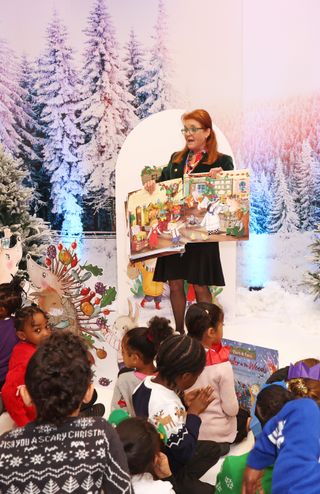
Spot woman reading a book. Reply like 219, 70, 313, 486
144, 109, 234, 334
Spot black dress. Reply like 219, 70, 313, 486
153, 152, 234, 286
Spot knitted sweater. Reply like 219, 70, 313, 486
132, 376, 201, 474
186, 346, 239, 442
215, 452, 272, 493
1, 341, 37, 426
0, 416, 133, 493
111, 370, 149, 417
247, 398, 320, 493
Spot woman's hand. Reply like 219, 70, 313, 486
144, 179, 156, 194
241, 466, 264, 494
208, 167, 223, 178
187, 385, 214, 415
154, 452, 172, 479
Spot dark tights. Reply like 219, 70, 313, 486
169, 280, 212, 334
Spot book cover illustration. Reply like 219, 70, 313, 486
127, 170, 250, 261
223, 338, 279, 411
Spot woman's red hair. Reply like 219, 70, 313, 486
173, 109, 220, 164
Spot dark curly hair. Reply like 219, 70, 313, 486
14, 305, 48, 332
116, 417, 161, 476
255, 385, 295, 427
25, 331, 93, 425
185, 302, 223, 340
124, 316, 173, 364
0, 276, 24, 316
156, 334, 206, 386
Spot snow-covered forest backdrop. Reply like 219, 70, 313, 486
1, 0, 320, 290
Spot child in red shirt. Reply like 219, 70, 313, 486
2, 306, 51, 425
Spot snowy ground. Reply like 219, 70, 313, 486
237, 231, 315, 292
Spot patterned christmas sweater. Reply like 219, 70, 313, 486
0, 416, 133, 494
132, 376, 201, 474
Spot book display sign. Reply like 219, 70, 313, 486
127, 169, 250, 261
223, 338, 279, 411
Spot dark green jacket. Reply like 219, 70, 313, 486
157, 151, 234, 182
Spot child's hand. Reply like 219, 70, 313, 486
241, 466, 264, 494
153, 452, 172, 479
187, 385, 214, 415
183, 388, 201, 407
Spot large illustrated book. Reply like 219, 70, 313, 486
223, 338, 279, 411
127, 169, 250, 261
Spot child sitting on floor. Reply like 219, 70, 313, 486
0, 331, 133, 494
133, 334, 222, 494
2, 305, 51, 425
215, 384, 294, 493
242, 361, 320, 494
0, 277, 23, 391
185, 302, 240, 447
117, 416, 176, 493
111, 316, 173, 416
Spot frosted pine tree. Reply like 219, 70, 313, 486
293, 140, 313, 230
0, 145, 51, 261
37, 13, 84, 235
0, 38, 34, 157
123, 29, 149, 119
310, 157, 320, 226
250, 170, 272, 233
138, 0, 173, 117
267, 158, 299, 233
81, 0, 136, 210
305, 225, 320, 299
18, 55, 47, 210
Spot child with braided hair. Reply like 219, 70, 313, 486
111, 316, 174, 416
133, 334, 221, 494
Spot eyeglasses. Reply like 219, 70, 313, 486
181, 126, 204, 135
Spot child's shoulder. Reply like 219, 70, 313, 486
9, 341, 36, 365
282, 397, 319, 417
132, 473, 173, 493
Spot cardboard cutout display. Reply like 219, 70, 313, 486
0, 228, 23, 284
27, 241, 117, 358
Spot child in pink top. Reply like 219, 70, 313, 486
185, 302, 239, 444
